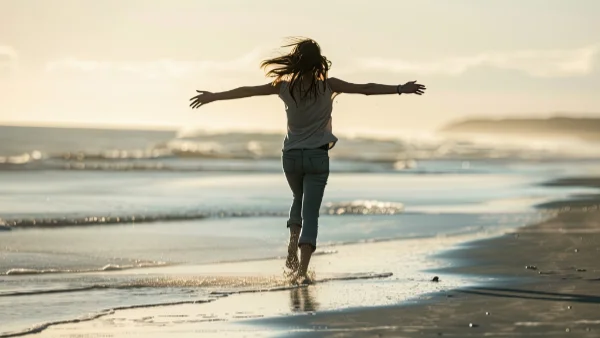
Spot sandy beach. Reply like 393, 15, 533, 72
23, 232, 483, 338
9, 178, 593, 337
259, 180, 600, 337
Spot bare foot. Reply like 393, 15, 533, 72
291, 244, 314, 284
285, 253, 299, 271
290, 274, 313, 285
285, 225, 301, 271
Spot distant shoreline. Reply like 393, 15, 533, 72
440, 116, 600, 141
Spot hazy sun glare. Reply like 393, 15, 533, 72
1, 0, 599, 133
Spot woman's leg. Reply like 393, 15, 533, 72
282, 150, 304, 271
286, 224, 301, 270
297, 244, 314, 282
298, 170, 328, 249
297, 149, 329, 281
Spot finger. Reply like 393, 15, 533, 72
189, 95, 201, 101
190, 91, 207, 100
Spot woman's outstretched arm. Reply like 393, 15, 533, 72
190, 83, 280, 109
328, 77, 426, 96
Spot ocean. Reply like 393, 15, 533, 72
1, 125, 599, 336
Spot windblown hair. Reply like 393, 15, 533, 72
260, 38, 331, 104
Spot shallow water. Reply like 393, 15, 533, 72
2, 126, 599, 336
0, 170, 587, 336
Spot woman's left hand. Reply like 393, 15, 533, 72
189, 90, 215, 109
400, 81, 426, 95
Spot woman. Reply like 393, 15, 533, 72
189, 38, 426, 284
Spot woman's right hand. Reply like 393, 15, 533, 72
400, 81, 426, 95
189, 90, 215, 109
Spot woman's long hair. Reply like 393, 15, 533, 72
260, 38, 331, 105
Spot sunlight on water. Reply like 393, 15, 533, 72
1, 125, 600, 336
2, 126, 600, 172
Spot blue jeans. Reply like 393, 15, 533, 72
282, 148, 330, 251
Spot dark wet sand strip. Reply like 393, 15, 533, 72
261, 178, 600, 337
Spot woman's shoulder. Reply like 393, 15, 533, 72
276, 80, 287, 94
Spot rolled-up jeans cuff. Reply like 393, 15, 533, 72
298, 241, 317, 252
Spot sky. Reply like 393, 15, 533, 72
1, 0, 599, 135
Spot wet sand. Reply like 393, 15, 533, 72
25, 179, 600, 338
28, 231, 502, 338
257, 179, 600, 337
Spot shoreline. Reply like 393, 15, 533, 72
6, 178, 599, 337
6, 228, 508, 337
249, 179, 600, 337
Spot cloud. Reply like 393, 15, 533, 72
45, 48, 267, 79
44, 45, 599, 80
357, 45, 599, 78
0, 45, 19, 76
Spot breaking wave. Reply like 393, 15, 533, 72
3, 127, 600, 172
323, 200, 404, 215
0, 200, 405, 229
3, 261, 169, 276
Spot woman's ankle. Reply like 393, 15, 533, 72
288, 225, 301, 248
289, 224, 301, 236
297, 244, 313, 276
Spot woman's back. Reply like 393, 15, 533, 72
279, 80, 338, 151
188, 37, 427, 284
